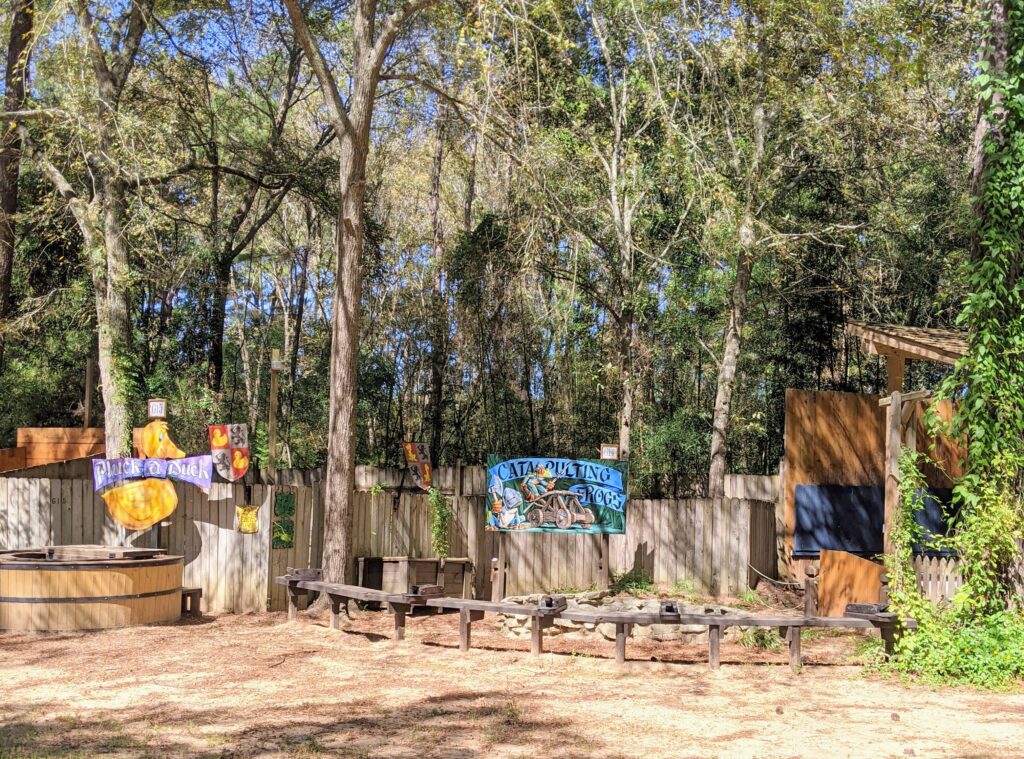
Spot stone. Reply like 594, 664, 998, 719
596, 622, 618, 640
649, 624, 683, 642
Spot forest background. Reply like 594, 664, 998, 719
0, 0, 976, 497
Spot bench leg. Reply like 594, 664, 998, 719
394, 609, 406, 641
330, 596, 350, 630
708, 624, 721, 670
880, 624, 896, 657
531, 616, 544, 655
615, 623, 632, 664
459, 609, 485, 652
787, 626, 801, 672
287, 586, 302, 622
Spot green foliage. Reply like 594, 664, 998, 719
737, 627, 783, 652
880, 1, 1024, 689
428, 487, 452, 560
610, 568, 653, 596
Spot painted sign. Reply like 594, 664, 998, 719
92, 419, 212, 531
485, 455, 628, 534
92, 455, 213, 492
209, 423, 250, 482
402, 441, 433, 490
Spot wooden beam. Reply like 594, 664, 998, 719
883, 391, 902, 556
886, 353, 905, 395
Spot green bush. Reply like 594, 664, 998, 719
890, 609, 1024, 688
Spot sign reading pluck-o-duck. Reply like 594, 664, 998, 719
92, 399, 218, 531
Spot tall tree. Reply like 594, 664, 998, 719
0, 0, 34, 373
14, 0, 159, 456
281, 0, 441, 584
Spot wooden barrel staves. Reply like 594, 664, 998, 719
0, 546, 184, 631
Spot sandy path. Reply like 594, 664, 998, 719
1, 612, 1022, 758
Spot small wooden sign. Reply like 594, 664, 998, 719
147, 398, 168, 419
599, 444, 620, 461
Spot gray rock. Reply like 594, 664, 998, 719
649, 624, 683, 642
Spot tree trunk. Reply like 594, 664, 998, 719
707, 214, 755, 497
95, 172, 138, 458
0, 0, 33, 373
207, 252, 232, 392
427, 113, 447, 466
320, 99, 372, 585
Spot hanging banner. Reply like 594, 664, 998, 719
209, 423, 250, 482
92, 455, 213, 493
92, 418, 212, 531
485, 455, 628, 534
402, 441, 433, 490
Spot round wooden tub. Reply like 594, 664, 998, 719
0, 548, 183, 631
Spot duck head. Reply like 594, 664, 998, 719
141, 420, 186, 459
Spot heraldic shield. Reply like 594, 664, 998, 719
209, 424, 251, 482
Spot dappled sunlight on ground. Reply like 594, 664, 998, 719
1, 611, 1022, 758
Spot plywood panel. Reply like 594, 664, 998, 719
817, 549, 886, 617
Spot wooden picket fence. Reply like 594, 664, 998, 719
911, 555, 962, 604
0, 464, 780, 612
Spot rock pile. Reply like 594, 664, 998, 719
497, 590, 746, 643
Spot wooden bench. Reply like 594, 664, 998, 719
181, 587, 202, 618
425, 595, 567, 655
562, 606, 905, 670
274, 573, 442, 640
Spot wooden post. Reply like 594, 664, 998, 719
461, 461, 480, 599
708, 624, 721, 669
82, 357, 94, 430
390, 603, 408, 641
287, 585, 301, 621
530, 615, 544, 655
615, 622, 631, 664
491, 531, 507, 602
803, 565, 819, 617
598, 533, 610, 591
330, 595, 344, 630
787, 626, 802, 672
887, 353, 905, 395
459, 608, 484, 652
883, 391, 902, 556
267, 349, 284, 484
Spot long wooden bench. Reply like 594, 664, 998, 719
275, 572, 908, 670
274, 572, 443, 640
561, 606, 903, 670
425, 595, 567, 654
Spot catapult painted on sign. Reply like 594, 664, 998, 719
485, 455, 628, 534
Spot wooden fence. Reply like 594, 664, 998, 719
0, 465, 779, 612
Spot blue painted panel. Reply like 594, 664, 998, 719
794, 485, 884, 557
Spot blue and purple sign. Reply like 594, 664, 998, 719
92, 455, 213, 493
485, 455, 627, 534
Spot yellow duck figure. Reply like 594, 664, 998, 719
232, 449, 249, 472
211, 427, 229, 448
102, 420, 186, 531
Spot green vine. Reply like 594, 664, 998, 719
939, 0, 1024, 618
428, 487, 452, 560
884, 1, 1024, 685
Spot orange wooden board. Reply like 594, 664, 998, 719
818, 549, 885, 617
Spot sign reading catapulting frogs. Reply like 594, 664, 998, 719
485, 455, 627, 534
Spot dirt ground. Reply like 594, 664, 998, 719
2, 610, 1023, 759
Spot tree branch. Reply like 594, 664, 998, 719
280, 0, 357, 141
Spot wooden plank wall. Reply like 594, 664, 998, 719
0, 465, 780, 613
783, 389, 886, 578
15, 428, 105, 469
0, 447, 27, 474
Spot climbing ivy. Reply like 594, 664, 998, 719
939, 0, 1024, 618
885, 0, 1024, 686
428, 487, 452, 560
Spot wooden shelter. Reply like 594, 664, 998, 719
782, 322, 967, 613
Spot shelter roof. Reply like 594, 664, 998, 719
846, 321, 967, 366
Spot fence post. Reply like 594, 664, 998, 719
803, 564, 818, 616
